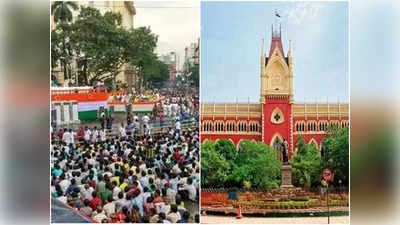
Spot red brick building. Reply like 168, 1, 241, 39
200, 25, 349, 160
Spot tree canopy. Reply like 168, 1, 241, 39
51, 5, 169, 88
201, 139, 281, 189
290, 135, 323, 187
201, 140, 230, 188
321, 125, 349, 186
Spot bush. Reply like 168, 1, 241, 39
291, 196, 310, 201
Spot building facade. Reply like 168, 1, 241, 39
159, 52, 178, 81
200, 25, 349, 160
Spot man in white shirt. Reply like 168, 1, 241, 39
175, 119, 181, 137
103, 196, 116, 217
119, 123, 126, 138
179, 177, 197, 201
81, 184, 94, 201
142, 114, 150, 135
58, 174, 70, 194
99, 129, 106, 142
62, 129, 71, 145
166, 184, 177, 204
93, 127, 100, 142
84, 127, 91, 142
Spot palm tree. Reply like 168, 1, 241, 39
51, 1, 78, 24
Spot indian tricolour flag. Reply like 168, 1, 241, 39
51, 88, 110, 121
109, 102, 155, 114
77, 100, 108, 121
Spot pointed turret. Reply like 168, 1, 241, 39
261, 38, 265, 75
268, 24, 285, 58
260, 38, 266, 104
288, 40, 294, 103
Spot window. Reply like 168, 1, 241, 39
249, 122, 259, 132
226, 121, 235, 132
307, 122, 316, 131
319, 121, 328, 131
330, 121, 339, 128
203, 121, 212, 132
341, 120, 349, 128
215, 121, 224, 132
295, 121, 305, 132
238, 121, 247, 132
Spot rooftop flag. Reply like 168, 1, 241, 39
275, 9, 281, 18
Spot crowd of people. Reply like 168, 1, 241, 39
51, 87, 200, 223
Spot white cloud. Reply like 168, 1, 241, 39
134, 1, 200, 69
283, 2, 324, 25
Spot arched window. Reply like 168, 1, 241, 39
226, 121, 235, 132
307, 121, 316, 131
238, 121, 247, 132
318, 121, 328, 131
215, 121, 224, 132
295, 121, 306, 132
249, 122, 259, 132
203, 121, 212, 132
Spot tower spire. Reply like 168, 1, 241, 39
261, 38, 265, 72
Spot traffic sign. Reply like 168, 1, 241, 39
323, 169, 333, 182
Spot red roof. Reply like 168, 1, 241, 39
268, 36, 285, 58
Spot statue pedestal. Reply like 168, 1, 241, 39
280, 164, 294, 188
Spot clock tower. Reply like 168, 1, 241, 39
260, 24, 294, 158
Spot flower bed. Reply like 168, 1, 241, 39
201, 190, 349, 213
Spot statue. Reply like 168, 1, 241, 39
282, 138, 289, 164
273, 138, 282, 161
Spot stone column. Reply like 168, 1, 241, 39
280, 164, 294, 188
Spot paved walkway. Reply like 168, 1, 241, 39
201, 215, 349, 224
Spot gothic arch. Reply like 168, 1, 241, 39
269, 132, 284, 147
236, 139, 247, 149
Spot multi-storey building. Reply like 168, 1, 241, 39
200, 25, 349, 160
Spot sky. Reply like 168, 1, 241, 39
201, 1, 349, 103
134, 1, 200, 69
349, 0, 399, 101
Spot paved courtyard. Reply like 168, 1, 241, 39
201, 215, 349, 224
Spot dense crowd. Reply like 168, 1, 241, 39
51, 87, 200, 223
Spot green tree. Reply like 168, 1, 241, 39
51, 1, 78, 82
201, 141, 230, 188
215, 139, 237, 161
231, 140, 281, 189
71, 6, 130, 86
295, 134, 308, 156
321, 126, 349, 186
188, 64, 199, 87
51, 1, 78, 24
290, 137, 323, 187
128, 26, 158, 91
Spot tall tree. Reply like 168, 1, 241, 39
290, 141, 323, 187
128, 26, 158, 91
71, 7, 132, 86
321, 126, 349, 186
232, 140, 281, 189
201, 141, 230, 188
